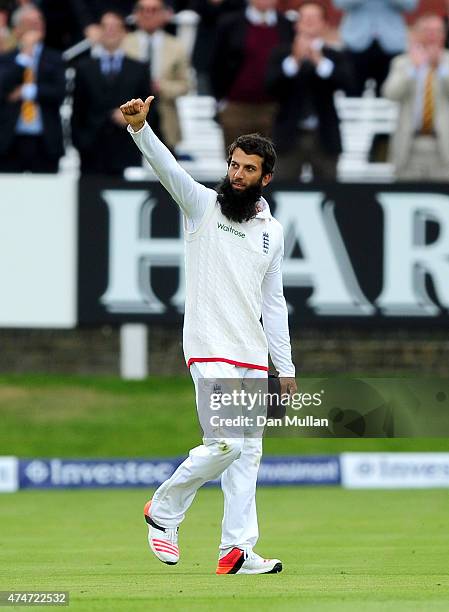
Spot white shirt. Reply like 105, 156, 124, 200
128, 123, 295, 377
245, 6, 278, 26
98, 47, 124, 75
136, 29, 163, 80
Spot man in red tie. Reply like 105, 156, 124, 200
0, 5, 65, 173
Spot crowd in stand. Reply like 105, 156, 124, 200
0, 0, 448, 181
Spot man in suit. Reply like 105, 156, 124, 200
382, 14, 449, 181
71, 10, 151, 175
266, 1, 352, 181
0, 5, 65, 173
191, 0, 244, 94
210, 0, 293, 152
121, 0, 190, 153
67, 0, 136, 45
333, 0, 418, 96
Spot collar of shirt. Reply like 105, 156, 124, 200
99, 47, 124, 74
245, 6, 277, 27
99, 47, 124, 62
255, 197, 272, 219
137, 30, 163, 55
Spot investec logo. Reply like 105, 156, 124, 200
99, 189, 449, 317
217, 221, 245, 239
22, 460, 176, 487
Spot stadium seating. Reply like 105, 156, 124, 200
335, 94, 398, 182
175, 95, 227, 180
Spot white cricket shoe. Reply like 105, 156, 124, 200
216, 547, 282, 574
143, 500, 179, 565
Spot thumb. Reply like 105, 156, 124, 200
144, 96, 155, 112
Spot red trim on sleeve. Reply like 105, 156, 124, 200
187, 357, 269, 371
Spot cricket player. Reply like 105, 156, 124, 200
120, 96, 296, 575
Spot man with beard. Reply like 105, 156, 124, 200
120, 95, 296, 575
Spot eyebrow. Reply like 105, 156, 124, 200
231, 160, 258, 170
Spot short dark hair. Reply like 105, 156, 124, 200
227, 133, 276, 176
100, 9, 127, 24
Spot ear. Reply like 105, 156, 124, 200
262, 173, 273, 188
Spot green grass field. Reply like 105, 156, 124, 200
1, 375, 448, 611
1, 488, 449, 611
1, 374, 447, 456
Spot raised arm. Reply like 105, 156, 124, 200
120, 96, 216, 226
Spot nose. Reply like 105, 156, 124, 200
234, 166, 243, 179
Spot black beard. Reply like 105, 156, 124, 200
216, 176, 263, 223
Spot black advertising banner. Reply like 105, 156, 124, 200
78, 178, 449, 326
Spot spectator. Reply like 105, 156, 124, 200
333, 0, 418, 96
383, 14, 449, 182
71, 11, 151, 175
0, 0, 34, 51
266, 1, 352, 181
0, 5, 65, 172
210, 0, 293, 151
190, 0, 244, 94
67, 0, 135, 46
17, 2, 136, 53
122, 0, 190, 153
0, 5, 14, 52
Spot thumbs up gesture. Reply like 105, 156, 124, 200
120, 96, 155, 132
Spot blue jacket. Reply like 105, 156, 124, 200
333, 0, 418, 54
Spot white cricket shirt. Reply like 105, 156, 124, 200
129, 123, 295, 377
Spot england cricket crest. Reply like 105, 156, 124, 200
262, 231, 270, 254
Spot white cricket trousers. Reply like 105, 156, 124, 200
150, 361, 266, 553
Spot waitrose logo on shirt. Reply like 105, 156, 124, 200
217, 222, 246, 239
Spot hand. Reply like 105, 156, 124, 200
279, 377, 297, 396
7, 85, 23, 102
84, 24, 101, 43
110, 107, 127, 127
20, 30, 42, 56
292, 33, 312, 63
151, 80, 161, 94
308, 44, 323, 67
409, 42, 428, 68
120, 96, 154, 132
